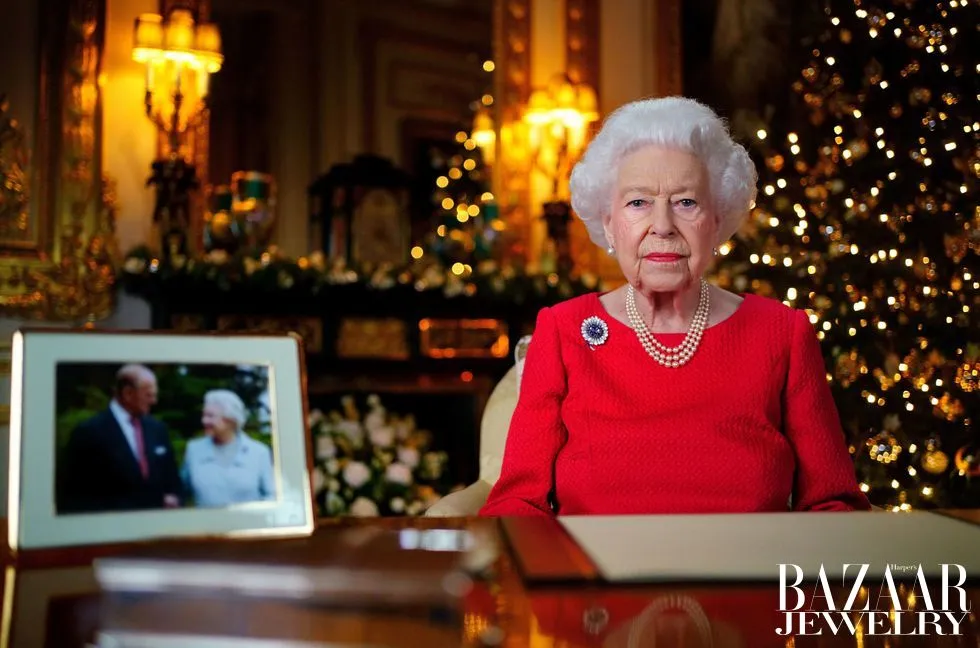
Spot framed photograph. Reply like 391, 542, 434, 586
6, 330, 315, 552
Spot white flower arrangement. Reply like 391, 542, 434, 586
309, 394, 454, 517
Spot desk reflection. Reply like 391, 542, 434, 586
509, 586, 980, 648
2, 517, 978, 648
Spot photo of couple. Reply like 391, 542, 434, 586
55, 362, 277, 514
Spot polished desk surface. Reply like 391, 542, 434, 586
3, 514, 979, 648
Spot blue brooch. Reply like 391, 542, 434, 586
580, 316, 609, 349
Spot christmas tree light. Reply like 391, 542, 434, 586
715, 0, 980, 509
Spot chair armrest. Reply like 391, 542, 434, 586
424, 480, 492, 517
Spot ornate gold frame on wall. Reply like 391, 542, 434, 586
0, 0, 115, 323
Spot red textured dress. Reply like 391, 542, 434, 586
480, 292, 872, 516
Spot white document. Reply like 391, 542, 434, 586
559, 512, 980, 582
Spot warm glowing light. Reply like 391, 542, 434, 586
436, 176, 449, 188
411, 246, 424, 259
441, 197, 454, 210
757, 129, 768, 140
483, 60, 495, 72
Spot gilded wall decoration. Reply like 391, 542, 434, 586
0, 0, 115, 322
0, 97, 31, 245
493, 0, 532, 252
565, 0, 600, 94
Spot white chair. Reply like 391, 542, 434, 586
424, 335, 531, 517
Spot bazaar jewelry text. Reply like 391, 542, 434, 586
776, 564, 971, 636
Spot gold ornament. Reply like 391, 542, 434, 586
954, 446, 980, 478
943, 232, 970, 263
906, 34, 927, 49
847, 139, 870, 162
934, 393, 964, 422
921, 438, 950, 475
767, 154, 785, 173
910, 87, 932, 104
835, 351, 862, 387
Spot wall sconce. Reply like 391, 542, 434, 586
523, 74, 598, 201
133, 9, 222, 261
132, 9, 223, 156
523, 74, 599, 272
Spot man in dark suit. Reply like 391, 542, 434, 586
58, 364, 183, 513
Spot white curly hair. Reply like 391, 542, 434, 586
204, 389, 248, 432
569, 96, 758, 249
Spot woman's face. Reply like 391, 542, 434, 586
202, 403, 235, 440
602, 145, 718, 295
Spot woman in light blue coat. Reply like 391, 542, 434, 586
183, 389, 276, 507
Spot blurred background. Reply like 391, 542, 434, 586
1, 0, 977, 515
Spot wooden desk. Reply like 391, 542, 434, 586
2, 515, 979, 647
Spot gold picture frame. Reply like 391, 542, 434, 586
0, 0, 116, 323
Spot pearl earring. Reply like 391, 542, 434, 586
606, 246, 615, 256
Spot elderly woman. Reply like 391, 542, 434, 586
480, 97, 870, 516
182, 389, 276, 507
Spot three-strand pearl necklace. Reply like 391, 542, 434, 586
625, 279, 711, 368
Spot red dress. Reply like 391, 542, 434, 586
480, 293, 872, 516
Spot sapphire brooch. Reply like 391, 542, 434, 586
580, 316, 609, 349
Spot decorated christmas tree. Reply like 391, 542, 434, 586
419, 61, 505, 273
715, 0, 980, 509
421, 129, 501, 270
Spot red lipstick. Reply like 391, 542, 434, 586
644, 253, 684, 262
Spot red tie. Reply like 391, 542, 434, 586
131, 416, 149, 479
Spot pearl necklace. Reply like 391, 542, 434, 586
625, 279, 710, 368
